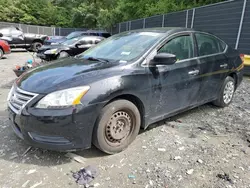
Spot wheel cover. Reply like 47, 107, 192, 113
223, 81, 234, 104
105, 111, 134, 146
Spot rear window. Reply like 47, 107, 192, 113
195, 33, 227, 56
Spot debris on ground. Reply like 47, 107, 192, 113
197, 159, 203, 164
65, 152, 86, 164
186, 169, 194, 175
30, 181, 42, 188
72, 165, 98, 186
216, 173, 233, 184
21, 180, 30, 188
157, 148, 166, 152
27, 169, 36, 175
128, 174, 136, 179
22, 146, 32, 156
174, 156, 181, 160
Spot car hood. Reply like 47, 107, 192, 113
45, 38, 66, 44
17, 57, 122, 94
38, 44, 67, 52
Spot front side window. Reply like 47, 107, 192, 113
158, 35, 194, 61
195, 33, 226, 56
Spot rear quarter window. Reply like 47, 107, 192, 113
195, 33, 227, 56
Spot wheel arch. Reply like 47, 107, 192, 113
228, 72, 237, 89
32, 39, 43, 44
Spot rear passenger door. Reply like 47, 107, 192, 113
195, 33, 228, 102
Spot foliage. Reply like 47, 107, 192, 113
0, 0, 225, 29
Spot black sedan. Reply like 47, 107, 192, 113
7, 28, 243, 154
37, 36, 104, 61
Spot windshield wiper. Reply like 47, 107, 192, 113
86, 56, 110, 63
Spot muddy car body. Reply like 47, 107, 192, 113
7, 28, 243, 154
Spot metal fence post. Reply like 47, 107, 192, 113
235, 0, 247, 49
143, 18, 146, 28
119, 23, 121, 33
129, 21, 131, 30
162, 15, 165, 27
59, 27, 61, 36
191, 8, 195, 28
186, 10, 189, 28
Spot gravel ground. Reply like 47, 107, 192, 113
0, 51, 250, 188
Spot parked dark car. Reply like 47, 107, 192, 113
44, 30, 111, 45
0, 33, 11, 59
0, 27, 47, 51
37, 36, 104, 61
7, 28, 243, 154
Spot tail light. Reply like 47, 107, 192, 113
240, 54, 245, 63
46, 36, 51, 40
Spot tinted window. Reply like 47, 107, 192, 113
158, 35, 194, 61
195, 33, 226, 56
102, 33, 111, 38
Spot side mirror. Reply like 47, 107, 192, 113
149, 53, 177, 66
0, 33, 3, 37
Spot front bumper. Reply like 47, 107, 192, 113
8, 102, 104, 151
37, 53, 57, 61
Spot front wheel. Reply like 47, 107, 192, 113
213, 76, 235, 107
93, 100, 141, 154
58, 51, 69, 59
31, 42, 42, 52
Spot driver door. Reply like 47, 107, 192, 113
148, 33, 202, 121
10, 28, 25, 47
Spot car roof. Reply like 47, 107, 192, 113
128, 27, 195, 34
71, 30, 110, 34
76, 36, 104, 40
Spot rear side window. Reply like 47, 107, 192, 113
195, 33, 226, 56
158, 35, 194, 61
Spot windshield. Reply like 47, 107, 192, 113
62, 37, 80, 45
66, 32, 83, 39
78, 31, 164, 62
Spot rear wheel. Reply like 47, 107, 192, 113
0, 48, 3, 59
58, 51, 69, 59
213, 76, 235, 107
31, 42, 42, 52
93, 100, 141, 154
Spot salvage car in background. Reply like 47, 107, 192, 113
44, 30, 111, 45
7, 28, 243, 154
0, 33, 11, 59
37, 36, 104, 61
0, 27, 47, 52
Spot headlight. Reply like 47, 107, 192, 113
44, 49, 58, 55
36, 86, 90, 109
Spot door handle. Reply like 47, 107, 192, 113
188, 70, 199, 75
220, 64, 228, 68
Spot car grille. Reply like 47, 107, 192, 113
8, 86, 38, 114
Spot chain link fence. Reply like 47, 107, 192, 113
0, 22, 55, 36
111, 0, 249, 54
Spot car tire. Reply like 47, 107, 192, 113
0, 48, 3, 59
93, 99, 141, 154
213, 76, 235, 107
31, 42, 42, 52
58, 51, 69, 59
